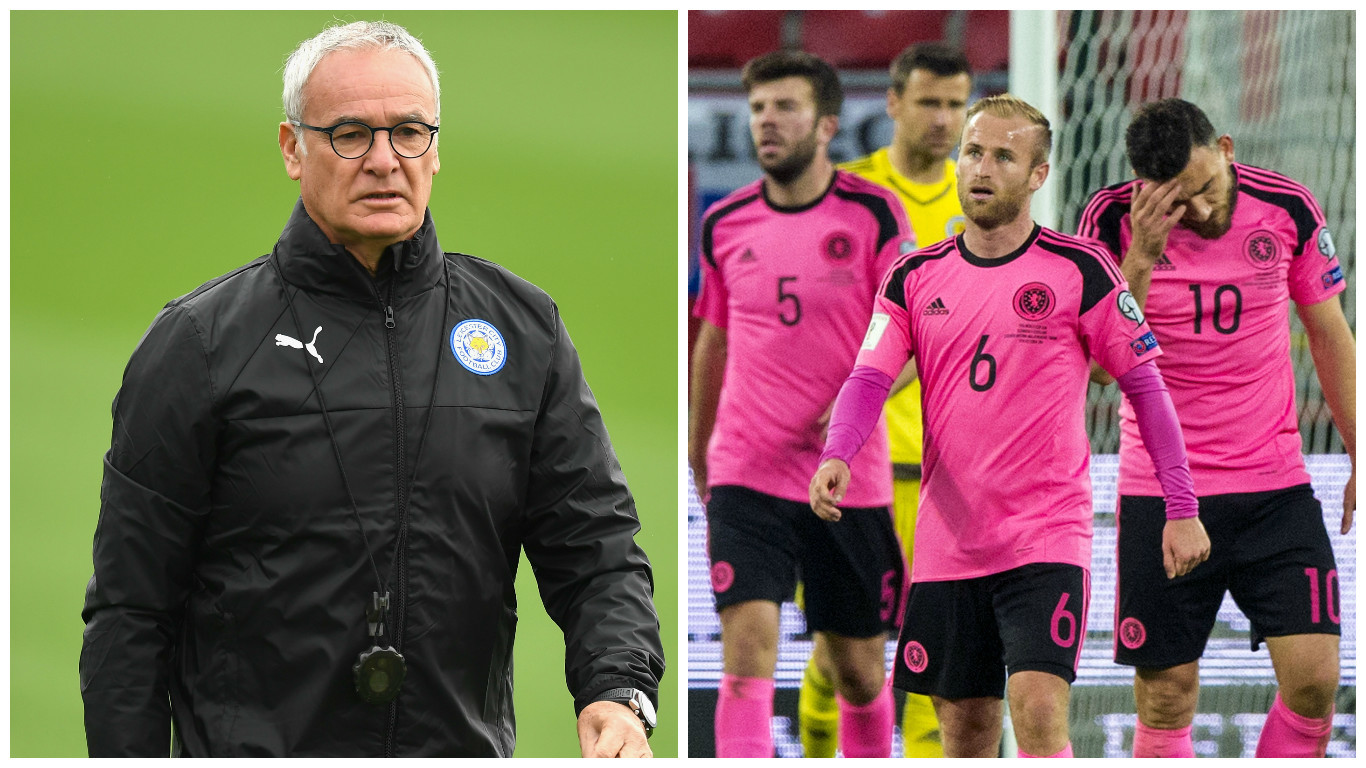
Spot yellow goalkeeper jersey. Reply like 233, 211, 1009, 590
839, 147, 965, 465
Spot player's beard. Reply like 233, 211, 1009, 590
758, 128, 820, 186
1186, 177, 1239, 240
958, 182, 1026, 231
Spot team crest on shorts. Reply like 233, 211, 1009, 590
823, 231, 853, 262
710, 561, 735, 593
1119, 617, 1147, 649
1243, 230, 1279, 269
902, 641, 928, 673
1013, 282, 1055, 321
450, 319, 507, 375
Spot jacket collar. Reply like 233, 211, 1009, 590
272, 198, 445, 301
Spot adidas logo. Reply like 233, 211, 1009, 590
739, 248, 757, 263
923, 297, 949, 316
1154, 253, 1175, 271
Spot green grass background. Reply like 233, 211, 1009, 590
10, 10, 677, 757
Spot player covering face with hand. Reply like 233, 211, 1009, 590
1078, 97, 1354, 759
811, 94, 1209, 758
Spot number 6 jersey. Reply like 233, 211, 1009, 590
694, 171, 915, 506
855, 225, 1161, 580
1078, 163, 1345, 497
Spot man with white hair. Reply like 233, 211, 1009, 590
79, 20, 663, 757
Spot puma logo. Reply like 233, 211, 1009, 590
275, 326, 324, 364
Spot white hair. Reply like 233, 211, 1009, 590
282, 20, 441, 124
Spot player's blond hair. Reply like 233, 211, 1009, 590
965, 94, 1052, 167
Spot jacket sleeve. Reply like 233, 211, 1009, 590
80, 304, 217, 756
520, 305, 666, 715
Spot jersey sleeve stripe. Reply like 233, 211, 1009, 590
1240, 179, 1322, 254
700, 192, 761, 269
878, 238, 956, 310
1076, 182, 1133, 259
1035, 231, 1118, 315
1237, 164, 1327, 219
832, 185, 902, 253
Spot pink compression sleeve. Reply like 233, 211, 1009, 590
1115, 361, 1198, 519
819, 366, 894, 467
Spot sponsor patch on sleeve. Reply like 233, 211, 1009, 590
862, 313, 891, 351
1129, 331, 1159, 356
1321, 265, 1344, 289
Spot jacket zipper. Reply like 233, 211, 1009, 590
378, 284, 409, 758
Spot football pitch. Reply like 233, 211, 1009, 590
11, 11, 677, 757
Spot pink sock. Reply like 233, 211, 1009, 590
1019, 743, 1073, 758
1133, 722, 1195, 757
1255, 692, 1333, 757
837, 681, 893, 758
715, 674, 775, 758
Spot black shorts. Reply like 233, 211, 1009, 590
706, 485, 905, 638
1115, 483, 1340, 668
892, 563, 1089, 700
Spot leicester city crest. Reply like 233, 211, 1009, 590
450, 319, 507, 375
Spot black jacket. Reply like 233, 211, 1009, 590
79, 201, 664, 756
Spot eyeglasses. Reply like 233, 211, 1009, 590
291, 120, 439, 159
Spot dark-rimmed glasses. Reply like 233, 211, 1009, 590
291, 120, 439, 159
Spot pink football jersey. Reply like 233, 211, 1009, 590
857, 226, 1162, 580
1078, 163, 1344, 496
694, 171, 916, 505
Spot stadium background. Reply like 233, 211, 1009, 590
686, 10, 1356, 758
11, 11, 676, 758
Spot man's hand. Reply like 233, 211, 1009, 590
1128, 178, 1187, 264
809, 459, 850, 522
1342, 466, 1355, 534
1162, 516, 1211, 579
577, 701, 651, 758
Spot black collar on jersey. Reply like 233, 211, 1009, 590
272, 198, 446, 303
762, 170, 837, 214
957, 223, 1042, 268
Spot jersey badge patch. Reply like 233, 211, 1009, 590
1129, 331, 1159, 356
450, 319, 507, 375
1116, 290, 1145, 327
862, 313, 891, 350
1013, 282, 1055, 321
1321, 265, 1344, 289
1318, 228, 1336, 258
823, 231, 853, 262
739, 248, 757, 263
1153, 253, 1176, 271
946, 215, 966, 237
1243, 230, 1279, 269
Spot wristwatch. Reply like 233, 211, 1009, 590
598, 687, 657, 738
